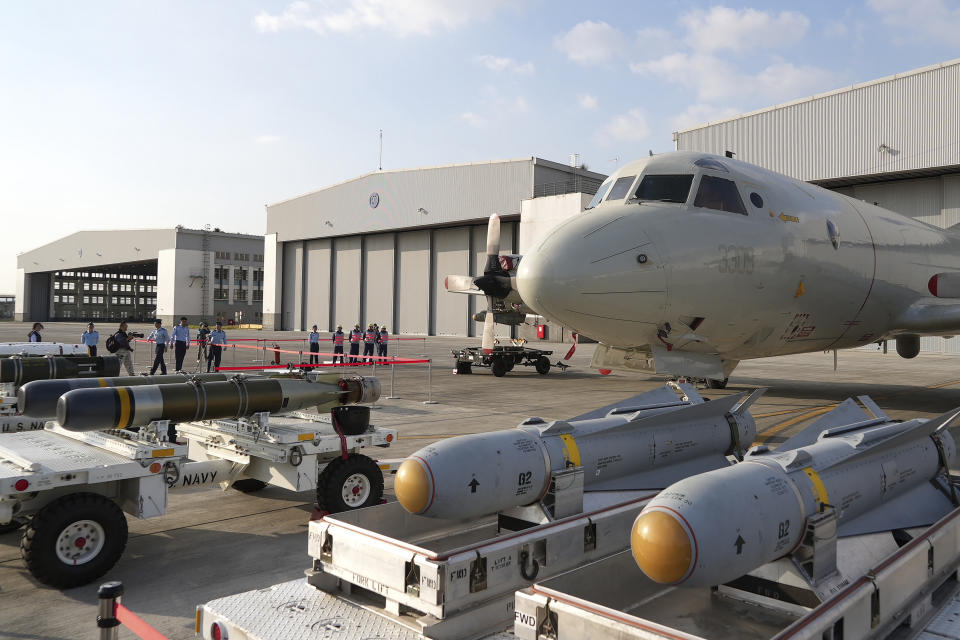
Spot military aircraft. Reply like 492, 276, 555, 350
448, 151, 960, 387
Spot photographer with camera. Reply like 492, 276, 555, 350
107, 321, 143, 375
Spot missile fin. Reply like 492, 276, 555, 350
566, 384, 700, 422
776, 398, 875, 452
840, 407, 960, 462
838, 480, 957, 537
856, 395, 889, 421
589, 454, 732, 491
596, 392, 748, 436
731, 387, 766, 415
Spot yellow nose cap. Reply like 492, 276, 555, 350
631, 510, 693, 584
395, 458, 431, 514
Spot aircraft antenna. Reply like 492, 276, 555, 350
378, 129, 383, 171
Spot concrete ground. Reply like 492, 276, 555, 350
2, 321, 960, 639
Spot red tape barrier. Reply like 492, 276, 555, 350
216, 358, 430, 371
115, 603, 168, 640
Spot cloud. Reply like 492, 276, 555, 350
598, 108, 650, 143
868, 0, 960, 46
635, 27, 678, 58
669, 104, 741, 132
460, 112, 487, 127
255, 0, 511, 37
578, 94, 598, 110
681, 7, 809, 53
475, 54, 535, 74
255, 135, 282, 144
823, 20, 848, 38
554, 20, 627, 65
632, 52, 835, 103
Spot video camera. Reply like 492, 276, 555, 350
129, 332, 145, 338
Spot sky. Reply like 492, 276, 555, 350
2, 0, 960, 294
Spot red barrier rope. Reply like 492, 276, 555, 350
115, 603, 168, 640
216, 358, 430, 371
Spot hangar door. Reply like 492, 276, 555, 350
433, 227, 469, 335
397, 231, 429, 334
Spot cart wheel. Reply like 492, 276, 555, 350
20, 492, 128, 589
491, 357, 508, 377
317, 454, 384, 513
535, 356, 551, 375
455, 361, 471, 374
0, 520, 23, 535
231, 479, 268, 493
707, 378, 728, 389
505, 358, 515, 372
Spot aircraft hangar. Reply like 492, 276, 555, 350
263, 158, 605, 335
675, 57, 960, 355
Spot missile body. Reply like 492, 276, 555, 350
395, 386, 761, 520
0, 343, 87, 357
0, 356, 121, 386
56, 376, 380, 431
631, 405, 960, 588
18, 373, 238, 418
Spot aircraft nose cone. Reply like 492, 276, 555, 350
395, 458, 433, 514
631, 508, 694, 584
517, 212, 666, 341
516, 248, 564, 319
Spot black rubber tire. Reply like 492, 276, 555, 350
21, 492, 128, 589
535, 356, 551, 375
317, 454, 384, 513
491, 357, 508, 377
505, 358, 515, 372
231, 479, 268, 493
707, 378, 728, 389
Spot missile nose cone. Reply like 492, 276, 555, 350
395, 458, 432, 514
631, 509, 695, 584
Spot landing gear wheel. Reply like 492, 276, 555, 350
317, 454, 384, 513
707, 378, 728, 389
491, 357, 508, 377
231, 479, 268, 493
20, 492, 128, 589
535, 356, 551, 375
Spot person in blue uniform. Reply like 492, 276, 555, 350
81, 322, 99, 356
308, 325, 320, 365
207, 321, 227, 372
148, 319, 170, 375
171, 317, 191, 372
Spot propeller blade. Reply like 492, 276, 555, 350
482, 302, 496, 354
445, 275, 478, 293
485, 214, 501, 273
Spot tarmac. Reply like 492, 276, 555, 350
3, 321, 960, 639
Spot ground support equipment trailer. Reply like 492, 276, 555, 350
452, 345, 558, 377
196, 481, 960, 640
0, 412, 397, 588
198, 466, 656, 640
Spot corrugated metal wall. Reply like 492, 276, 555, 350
675, 60, 960, 182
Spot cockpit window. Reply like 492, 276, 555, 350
605, 175, 636, 202
633, 174, 694, 204
586, 179, 613, 209
693, 175, 747, 215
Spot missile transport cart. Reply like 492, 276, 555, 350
0, 410, 397, 588
452, 345, 557, 377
